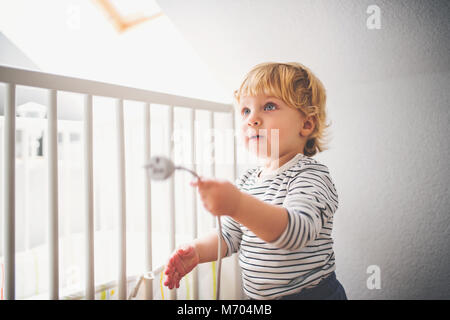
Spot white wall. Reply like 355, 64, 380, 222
323, 71, 450, 299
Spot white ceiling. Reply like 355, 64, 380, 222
0, 0, 231, 103
156, 0, 450, 94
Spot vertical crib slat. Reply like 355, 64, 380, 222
190, 109, 199, 300
210, 111, 222, 299
231, 108, 242, 299
116, 99, 127, 300
48, 89, 59, 300
143, 103, 153, 300
210, 112, 215, 178
4, 83, 16, 300
231, 109, 238, 204
168, 106, 176, 300
84, 94, 95, 299
210, 112, 216, 228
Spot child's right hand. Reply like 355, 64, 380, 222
164, 244, 199, 289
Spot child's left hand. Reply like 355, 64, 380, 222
190, 178, 242, 217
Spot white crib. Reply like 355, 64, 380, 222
0, 65, 242, 300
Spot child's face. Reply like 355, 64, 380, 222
237, 94, 306, 159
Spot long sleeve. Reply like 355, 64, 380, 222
219, 171, 253, 257
269, 164, 339, 251
221, 216, 243, 257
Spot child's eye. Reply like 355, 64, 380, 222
241, 103, 276, 116
264, 103, 277, 111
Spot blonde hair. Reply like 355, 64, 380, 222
234, 62, 331, 157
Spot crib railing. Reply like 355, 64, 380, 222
0, 65, 238, 300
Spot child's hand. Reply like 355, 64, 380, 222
164, 244, 199, 289
190, 178, 242, 217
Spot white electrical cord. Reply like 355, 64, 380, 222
216, 216, 222, 300
142, 156, 223, 300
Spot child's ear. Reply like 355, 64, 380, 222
299, 115, 316, 137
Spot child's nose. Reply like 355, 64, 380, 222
248, 117, 261, 126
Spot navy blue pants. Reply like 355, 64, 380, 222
280, 272, 348, 300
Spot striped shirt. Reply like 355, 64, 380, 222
221, 153, 339, 300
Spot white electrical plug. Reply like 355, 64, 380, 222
143, 156, 200, 181
143, 156, 175, 180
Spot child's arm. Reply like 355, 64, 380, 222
191, 167, 338, 249
190, 178, 288, 243
232, 192, 289, 243
233, 167, 339, 250
193, 230, 228, 263
164, 231, 227, 289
